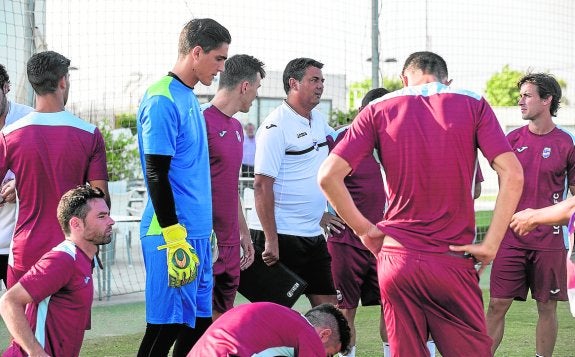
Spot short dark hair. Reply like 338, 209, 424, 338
282, 57, 323, 94
178, 18, 231, 56
305, 303, 351, 355
219, 54, 266, 90
360, 87, 390, 109
57, 185, 106, 235
0, 64, 9, 88
402, 51, 448, 82
518, 73, 562, 117
27, 51, 71, 95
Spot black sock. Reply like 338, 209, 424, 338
137, 323, 181, 357
172, 317, 213, 356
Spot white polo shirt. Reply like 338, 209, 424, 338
250, 101, 334, 237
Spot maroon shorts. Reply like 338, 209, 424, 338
378, 246, 491, 357
490, 245, 568, 302
212, 244, 241, 313
327, 240, 380, 309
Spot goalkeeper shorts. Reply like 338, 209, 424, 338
141, 234, 213, 327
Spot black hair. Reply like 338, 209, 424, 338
178, 18, 231, 55
518, 73, 562, 117
57, 185, 106, 235
402, 51, 448, 81
282, 57, 323, 94
219, 54, 266, 90
27, 51, 71, 95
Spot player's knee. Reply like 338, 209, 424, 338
487, 298, 513, 316
536, 300, 558, 316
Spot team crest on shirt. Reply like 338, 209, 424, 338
542, 147, 551, 159
235, 131, 241, 142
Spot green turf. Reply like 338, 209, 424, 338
84, 294, 575, 357
476, 209, 493, 229
1, 289, 574, 356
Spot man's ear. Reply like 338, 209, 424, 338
289, 77, 299, 91
191, 45, 203, 61
400, 74, 408, 87
240, 81, 249, 94
70, 216, 82, 231
319, 328, 333, 343
58, 75, 67, 90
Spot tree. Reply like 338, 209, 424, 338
382, 77, 403, 92
485, 65, 569, 107
99, 122, 140, 181
333, 77, 403, 127
485, 65, 525, 106
348, 77, 403, 110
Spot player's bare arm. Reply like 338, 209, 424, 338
450, 152, 523, 273
254, 174, 280, 265
238, 193, 254, 270
318, 153, 383, 254
0, 284, 50, 357
89, 179, 111, 210
511, 195, 575, 236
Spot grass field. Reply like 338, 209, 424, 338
2, 287, 570, 357
75, 293, 575, 357
1, 262, 574, 356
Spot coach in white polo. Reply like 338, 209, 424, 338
249, 57, 343, 308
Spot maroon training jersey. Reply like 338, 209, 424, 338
504, 125, 575, 250
0, 111, 108, 272
327, 126, 386, 250
203, 104, 244, 246
3, 241, 94, 357
332, 83, 512, 252
188, 302, 325, 356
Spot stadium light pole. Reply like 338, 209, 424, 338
371, 0, 379, 89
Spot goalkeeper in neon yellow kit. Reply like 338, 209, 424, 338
135, 18, 231, 357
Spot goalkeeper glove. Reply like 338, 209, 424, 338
158, 224, 200, 288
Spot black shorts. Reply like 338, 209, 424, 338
250, 229, 336, 295
0, 254, 8, 286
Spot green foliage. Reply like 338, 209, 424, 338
115, 113, 138, 135
349, 78, 372, 109
348, 77, 403, 110
335, 77, 404, 128
382, 77, 403, 92
485, 65, 525, 106
329, 108, 359, 128
485, 66, 570, 107
99, 123, 140, 181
